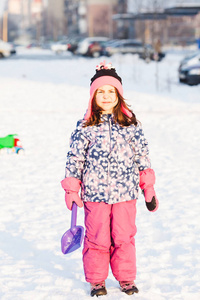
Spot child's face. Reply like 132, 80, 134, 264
95, 85, 118, 114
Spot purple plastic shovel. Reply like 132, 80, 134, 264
61, 203, 84, 254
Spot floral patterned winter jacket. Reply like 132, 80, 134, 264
65, 114, 151, 204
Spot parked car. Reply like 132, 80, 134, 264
0, 39, 13, 58
139, 44, 155, 61
101, 39, 121, 56
0, 134, 24, 154
67, 36, 84, 54
10, 43, 16, 55
76, 37, 109, 56
178, 51, 200, 85
51, 40, 69, 54
86, 41, 103, 57
102, 39, 144, 56
179, 51, 200, 71
178, 63, 200, 85
27, 42, 41, 49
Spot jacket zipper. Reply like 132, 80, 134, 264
108, 116, 112, 152
107, 116, 112, 200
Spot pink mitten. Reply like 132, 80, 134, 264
61, 177, 83, 210
139, 169, 159, 212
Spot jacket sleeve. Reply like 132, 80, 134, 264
132, 122, 151, 171
65, 120, 89, 180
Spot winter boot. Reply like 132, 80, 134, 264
119, 281, 139, 295
90, 281, 107, 297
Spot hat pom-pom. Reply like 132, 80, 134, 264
96, 61, 115, 71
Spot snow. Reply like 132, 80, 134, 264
0, 48, 200, 299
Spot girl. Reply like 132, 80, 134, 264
61, 62, 159, 297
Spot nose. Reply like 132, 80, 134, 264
103, 92, 109, 99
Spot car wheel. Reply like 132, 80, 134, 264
92, 51, 100, 58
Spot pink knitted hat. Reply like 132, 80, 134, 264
84, 62, 132, 120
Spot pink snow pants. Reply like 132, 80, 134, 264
82, 200, 137, 283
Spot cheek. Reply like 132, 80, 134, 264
95, 96, 102, 105
114, 97, 118, 105
95, 98, 104, 108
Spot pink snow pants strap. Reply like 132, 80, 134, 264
83, 200, 137, 283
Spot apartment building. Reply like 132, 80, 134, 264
47, 0, 127, 39
6, 0, 43, 42
5, 0, 127, 41
47, 0, 66, 40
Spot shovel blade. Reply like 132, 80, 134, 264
61, 225, 84, 254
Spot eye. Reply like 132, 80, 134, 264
97, 90, 103, 93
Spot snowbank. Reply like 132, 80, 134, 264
0, 49, 200, 299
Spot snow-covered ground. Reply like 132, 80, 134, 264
0, 48, 200, 300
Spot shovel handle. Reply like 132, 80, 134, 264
71, 202, 77, 228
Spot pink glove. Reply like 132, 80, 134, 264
61, 177, 83, 210
139, 169, 159, 212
